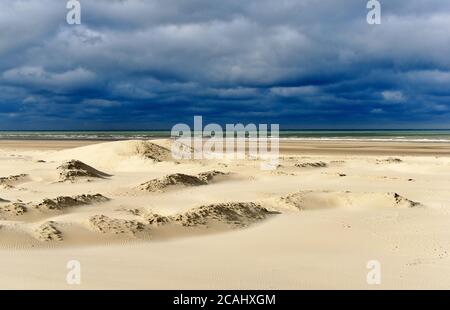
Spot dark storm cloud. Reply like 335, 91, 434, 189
0, 0, 449, 129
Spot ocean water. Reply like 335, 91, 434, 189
0, 130, 450, 142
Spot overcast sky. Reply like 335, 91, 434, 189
0, 0, 449, 129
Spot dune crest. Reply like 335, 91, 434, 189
0, 194, 109, 218
295, 161, 328, 168
0, 203, 26, 216
197, 170, 227, 182
47, 140, 177, 172
85, 202, 278, 239
171, 202, 279, 227
35, 221, 63, 242
143, 202, 278, 228
281, 191, 422, 211
58, 160, 111, 182
139, 173, 207, 192
89, 215, 145, 235
133, 141, 172, 162
139, 171, 227, 192
377, 157, 403, 164
35, 194, 110, 211
0, 174, 28, 189
392, 192, 421, 208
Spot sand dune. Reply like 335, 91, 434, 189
49, 140, 175, 170
57, 160, 111, 182
197, 170, 227, 182
0, 203, 26, 216
295, 161, 328, 168
0, 174, 28, 189
2, 200, 278, 244
139, 173, 208, 192
132, 140, 173, 162
35, 194, 110, 211
138, 171, 227, 192
1, 139, 450, 289
170, 202, 278, 227
86, 202, 278, 239
280, 191, 422, 211
377, 157, 403, 164
89, 215, 145, 236
0, 194, 109, 220
34, 221, 63, 242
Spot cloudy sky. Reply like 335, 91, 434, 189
0, 0, 449, 129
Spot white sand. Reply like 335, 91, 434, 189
1, 139, 450, 289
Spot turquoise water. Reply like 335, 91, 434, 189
1, 130, 450, 142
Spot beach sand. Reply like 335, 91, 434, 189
1, 139, 450, 289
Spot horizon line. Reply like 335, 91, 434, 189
1, 129, 450, 132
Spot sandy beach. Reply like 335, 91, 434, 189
1, 139, 450, 289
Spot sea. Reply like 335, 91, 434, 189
1, 130, 450, 143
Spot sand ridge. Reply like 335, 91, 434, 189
86, 202, 279, 239
132, 140, 173, 162
35, 221, 63, 242
138, 173, 208, 192
280, 191, 423, 211
295, 161, 328, 168
89, 215, 145, 236
170, 202, 278, 227
138, 171, 227, 192
35, 194, 110, 211
0, 173, 28, 189
57, 160, 111, 182
0, 203, 26, 216
47, 140, 179, 171
377, 157, 403, 164
0, 194, 109, 219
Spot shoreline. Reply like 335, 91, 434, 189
2, 139, 450, 156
